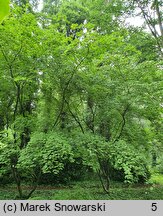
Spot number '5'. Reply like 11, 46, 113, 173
151, 203, 157, 211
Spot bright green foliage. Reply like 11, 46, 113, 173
109, 140, 150, 183
0, 7, 42, 146
150, 173, 163, 185
0, 0, 162, 198
69, 132, 109, 170
18, 132, 73, 176
0, 0, 10, 22
70, 132, 150, 184
0, 129, 20, 177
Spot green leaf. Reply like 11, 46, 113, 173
0, 0, 10, 22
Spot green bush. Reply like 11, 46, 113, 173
69, 132, 151, 184
38, 158, 92, 185
18, 131, 74, 178
110, 140, 151, 184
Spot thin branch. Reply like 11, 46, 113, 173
65, 99, 85, 134
113, 104, 130, 143
136, 0, 163, 56
26, 170, 41, 199
154, 0, 163, 40
53, 48, 90, 128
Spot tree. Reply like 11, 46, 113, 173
0, 0, 162, 197
0, 6, 42, 198
38, 4, 162, 192
0, 131, 73, 199
123, 0, 163, 57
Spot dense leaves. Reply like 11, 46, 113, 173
0, 0, 162, 198
18, 132, 73, 175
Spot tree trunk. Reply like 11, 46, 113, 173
11, 165, 23, 199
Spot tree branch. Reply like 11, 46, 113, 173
65, 99, 85, 133
113, 104, 130, 143
53, 47, 90, 128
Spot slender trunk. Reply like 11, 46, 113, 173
11, 165, 23, 199
86, 95, 95, 133
155, 0, 163, 39
97, 169, 110, 193
152, 152, 157, 167
65, 99, 84, 133
26, 170, 41, 199
97, 157, 111, 193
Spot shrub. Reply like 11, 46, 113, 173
110, 140, 151, 184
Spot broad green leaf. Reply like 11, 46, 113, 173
0, 0, 10, 22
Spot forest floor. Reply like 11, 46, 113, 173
0, 174, 163, 200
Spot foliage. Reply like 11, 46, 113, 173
109, 140, 150, 183
18, 131, 73, 176
69, 132, 108, 170
0, 0, 162, 197
0, 129, 19, 176
0, 0, 10, 22
70, 132, 151, 184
